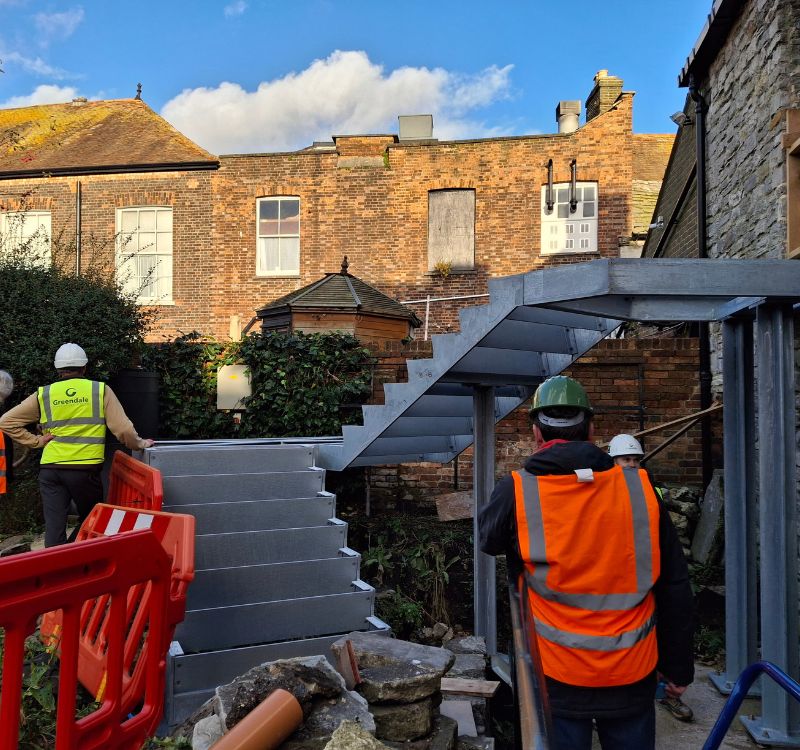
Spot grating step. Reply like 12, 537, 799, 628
176, 588, 375, 653
186, 553, 361, 609
162, 469, 325, 505
162, 493, 335, 534
148, 444, 316, 476
195, 521, 348, 569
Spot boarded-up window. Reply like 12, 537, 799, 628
428, 189, 475, 270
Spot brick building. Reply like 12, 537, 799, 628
0, 71, 672, 341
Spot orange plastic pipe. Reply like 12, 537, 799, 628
211, 689, 303, 750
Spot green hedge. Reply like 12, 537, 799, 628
142, 331, 374, 439
0, 260, 149, 406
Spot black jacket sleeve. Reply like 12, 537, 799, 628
653, 499, 695, 686
478, 475, 516, 556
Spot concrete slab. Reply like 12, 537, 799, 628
590, 665, 761, 748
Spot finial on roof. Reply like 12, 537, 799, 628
135, 83, 142, 100
340, 256, 349, 275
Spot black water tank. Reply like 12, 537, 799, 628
108, 368, 160, 439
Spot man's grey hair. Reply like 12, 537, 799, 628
0, 370, 13, 403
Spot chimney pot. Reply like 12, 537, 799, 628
556, 100, 581, 134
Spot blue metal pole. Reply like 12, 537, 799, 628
704, 662, 800, 750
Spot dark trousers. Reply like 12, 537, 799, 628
553, 706, 655, 750
39, 466, 103, 547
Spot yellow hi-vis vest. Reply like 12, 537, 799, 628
37, 379, 106, 466
514, 465, 661, 687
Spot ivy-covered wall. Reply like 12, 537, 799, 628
142, 331, 374, 439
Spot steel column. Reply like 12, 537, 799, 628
742, 305, 800, 746
711, 319, 758, 694
473, 385, 497, 654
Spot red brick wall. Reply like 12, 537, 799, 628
367, 337, 703, 510
0, 170, 216, 336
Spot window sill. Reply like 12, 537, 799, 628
254, 273, 302, 279
540, 250, 600, 257
139, 300, 176, 306
424, 268, 476, 277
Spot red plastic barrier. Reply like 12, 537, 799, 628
40, 503, 195, 716
107, 450, 164, 511
0, 531, 171, 749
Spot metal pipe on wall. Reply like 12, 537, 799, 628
689, 75, 713, 489
75, 180, 82, 275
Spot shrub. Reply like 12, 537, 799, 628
0, 259, 150, 407
142, 331, 374, 439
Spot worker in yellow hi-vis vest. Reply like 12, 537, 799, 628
0, 343, 154, 546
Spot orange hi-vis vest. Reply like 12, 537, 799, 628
0, 437, 6, 494
513, 465, 661, 688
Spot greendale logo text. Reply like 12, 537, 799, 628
52, 397, 89, 405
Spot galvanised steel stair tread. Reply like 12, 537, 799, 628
175, 588, 376, 653
316, 267, 621, 470
194, 521, 348, 569
186, 553, 362, 609
149, 443, 316, 476
162, 468, 325, 505
162, 493, 336, 534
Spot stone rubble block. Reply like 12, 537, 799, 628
371, 696, 434, 741
282, 690, 375, 749
445, 653, 486, 680
382, 714, 458, 750
191, 714, 223, 750
215, 655, 345, 729
444, 636, 486, 656
332, 632, 454, 703
323, 720, 392, 749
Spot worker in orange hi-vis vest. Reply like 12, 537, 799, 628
479, 376, 694, 750
0, 370, 14, 496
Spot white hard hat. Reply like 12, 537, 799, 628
0, 370, 12, 402
54, 343, 88, 369
608, 434, 644, 458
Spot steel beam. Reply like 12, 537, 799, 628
473, 385, 497, 655
742, 305, 800, 746
711, 319, 758, 695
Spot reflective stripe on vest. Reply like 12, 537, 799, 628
38, 379, 106, 465
514, 465, 660, 687
0, 442, 6, 494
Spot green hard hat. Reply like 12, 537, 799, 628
530, 375, 593, 414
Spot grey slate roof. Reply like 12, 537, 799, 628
257, 263, 422, 326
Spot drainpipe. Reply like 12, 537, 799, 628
689, 75, 713, 489
75, 180, 82, 276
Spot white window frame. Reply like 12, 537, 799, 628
0, 210, 52, 264
256, 196, 301, 277
115, 206, 173, 304
540, 181, 598, 255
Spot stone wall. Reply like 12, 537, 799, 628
704, 0, 800, 262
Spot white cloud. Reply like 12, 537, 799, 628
35, 7, 84, 44
1, 84, 80, 108
223, 1, 247, 17
0, 50, 74, 79
161, 50, 514, 154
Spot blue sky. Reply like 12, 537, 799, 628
0, 0, 712, 153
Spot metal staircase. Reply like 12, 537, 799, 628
317, 271, 621, 471
144, 441, 388, 726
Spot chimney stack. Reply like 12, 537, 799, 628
556, 100, 581, 133
585, 70, 623, 122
